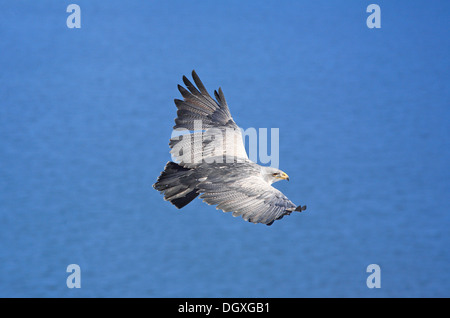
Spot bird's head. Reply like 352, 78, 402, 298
262, 167, 290, 184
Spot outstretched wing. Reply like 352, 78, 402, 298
169, 71, 248, 165
196, 163, 303, 225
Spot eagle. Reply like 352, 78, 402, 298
153, 71, 307, 225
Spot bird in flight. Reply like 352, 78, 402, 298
153, 71, 307, 225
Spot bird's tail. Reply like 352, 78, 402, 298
153, 161, 199, 209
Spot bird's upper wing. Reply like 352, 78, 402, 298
196, 163, 302, 225
169, 71, 248, 165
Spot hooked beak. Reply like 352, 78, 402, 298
279, 172, 289, 181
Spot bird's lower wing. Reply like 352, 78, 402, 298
197, 174, 298, 225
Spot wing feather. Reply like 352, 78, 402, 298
196, 164, 298, 225
170, 71, 248, 164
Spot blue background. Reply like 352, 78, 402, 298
0, 0, 449, 297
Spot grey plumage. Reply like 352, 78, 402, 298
153, 71, 306, 225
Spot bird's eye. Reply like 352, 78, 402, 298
272, 173, 278, 176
